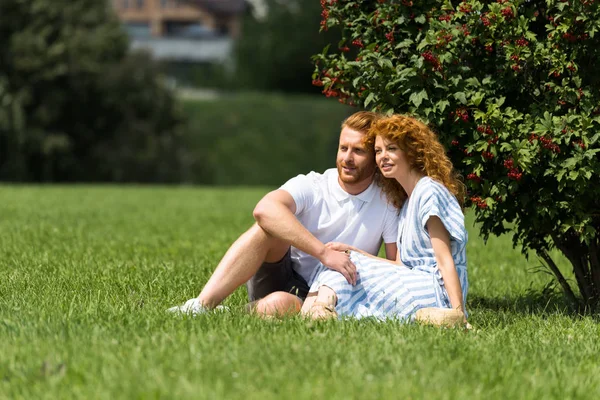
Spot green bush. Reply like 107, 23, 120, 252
0, 0, 184, 182
315, 0, 600, 308
181, 93, 352, 185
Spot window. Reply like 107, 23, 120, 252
124, 23, 152, 38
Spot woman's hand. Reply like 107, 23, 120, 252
325, 242, 358, 253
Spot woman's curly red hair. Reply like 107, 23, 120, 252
365, 114, 465, 209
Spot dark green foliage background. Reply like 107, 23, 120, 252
0, 0, 184, 182
180, 94, 351, 185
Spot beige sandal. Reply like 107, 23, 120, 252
415, 307, 469, 328
309, 301, 338, 320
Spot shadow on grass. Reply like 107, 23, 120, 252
469, 285, 599, 321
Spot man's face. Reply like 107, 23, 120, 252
336, 126, 376, 185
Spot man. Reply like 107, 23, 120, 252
169, 111, 399, 316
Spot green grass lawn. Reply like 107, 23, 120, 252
1, 186, 599, 399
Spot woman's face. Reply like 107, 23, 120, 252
374, 135, 411, 180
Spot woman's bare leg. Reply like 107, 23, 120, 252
301, 286, 338, 319
300, 293, 317, 314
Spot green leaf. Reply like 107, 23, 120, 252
437, 100, 450, 113
415, 15, 426, 24
395, 39, 413, 49
454, 92, 467, 104
378, 58, 394, 69
409, 89, 428, 108
364, 92, 376, 108
471, 92, 485, 107
568, 171, 579, 180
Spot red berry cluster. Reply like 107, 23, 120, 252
438, 14, 453, 22
543, 140, 561, 153
319, 0, 330, 30
312, 79, 324, 87
477, 125, 494, 135
401, 0, 413, 6
487, 136, 499, 145
507, 168, 522, 180
503, 159, 522, 180
421, 51, 442, 71
484, 44, 494, 53
481, 15, 491, 27
533, 135, 561, 153
515, 38, 529, 47
573, 140, 586, 149
482, 151, 494, 160
323, 88, 340, 98
459, 24, 471, 36
352, 39, 364, 48
500, 7, 513, 19
467, 173, 482, 183
339, 46, 350, 52
385, 32, 394, 42
451, 139, 460, 146
458, 2, 473, 13
453, 108, 469, 122
435, 31, 454, 48
562, 32, 577, 42
470, 196, 488, 209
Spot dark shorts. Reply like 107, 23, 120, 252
246, 249, 309, 301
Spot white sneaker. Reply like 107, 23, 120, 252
166, 298, 228, 315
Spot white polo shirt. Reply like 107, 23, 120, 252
280, 168, 399, 285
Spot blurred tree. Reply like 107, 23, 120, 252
230, 0, 340, 93
0, 0, 184, 182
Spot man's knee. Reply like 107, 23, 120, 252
253, 291, 302, 317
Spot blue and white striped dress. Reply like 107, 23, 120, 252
309, 177, 468, 320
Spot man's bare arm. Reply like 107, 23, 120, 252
253, 190, 358, 284
324, 242, 401, 265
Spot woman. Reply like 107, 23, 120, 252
300, 115, 469, 325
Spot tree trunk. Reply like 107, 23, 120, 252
552, 231, 600, 311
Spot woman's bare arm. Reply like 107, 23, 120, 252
427, 216, 465, 314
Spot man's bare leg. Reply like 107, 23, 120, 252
197, 223, 289, 308
249, 292, 303, 318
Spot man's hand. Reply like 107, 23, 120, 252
325, 242, 358, 253
320, 247, 357, 285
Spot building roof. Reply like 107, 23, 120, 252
195, 0, 246, 15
